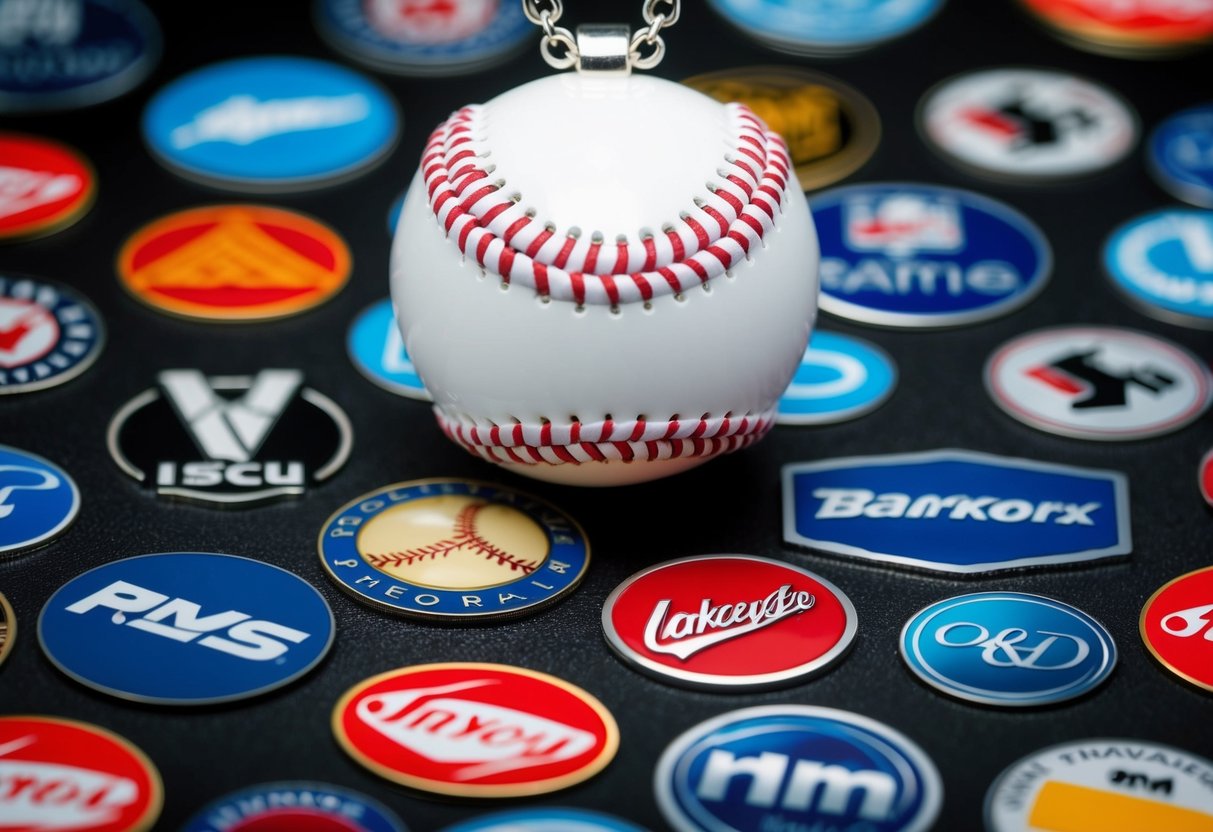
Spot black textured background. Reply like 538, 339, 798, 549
2, 1, 1212, 830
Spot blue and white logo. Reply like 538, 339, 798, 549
440, 808, 649, 832
181, 781, 409, 832
782, 449, 1131, 574
347, 298, 430, 400
1148, 102, 1213, 209
38, 552, 334, 705
706, 0, 944, 55
777, 330, 897, 424
813, 183, 1051, 328
655, 705, 942, 832
1104, 208, 1213, 328
0, 445, 79, 557
900, 592, 1117, 707
142, 55, 400, 191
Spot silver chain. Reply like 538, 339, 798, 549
522, 0, 681, 71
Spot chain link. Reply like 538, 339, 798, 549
522, 0, 680, 71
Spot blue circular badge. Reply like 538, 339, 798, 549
655, 705, 942, 832
142, 55, 400, 191
0, 275, 105, 396
181, 781, 409, 832
1104, 208, 1213, 329
38, 552, 335, 705
0, 445, 79, 557
0, 0, 160, 112
347, 298, 431, 400
706, 0, 945, 56
440, 808, 649, 832
813, 182, 1052, 328
314, 0, 531, 76
901, 592, 1116, 707
318, 479, 589, 620
777, 330, 897, 424
1148, 102, 1213, 209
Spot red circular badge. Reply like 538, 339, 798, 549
1200, 448, 1213, 508
1141, 565, 1213, 694
331, 663, 619, 798
1020, 0, 1213, 48
0, 715, 162, 832
602, 554, 857, 690
0, 133, 95, 241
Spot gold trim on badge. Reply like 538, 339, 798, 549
683, 65, 881, 192
1140, 565, 1213, 694
0, 592, 14, 669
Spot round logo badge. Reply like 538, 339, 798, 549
347, 299, 431, 400
142, 55, 399, 191
985, 739, 1213, 830
655, 705, 942, 832
1149, 103, 1213, 209
681, 65, 881, 192
38, 552, 335, 705
985, 325, 1213, 440
439, 808, 649, 831
1201, 448, 1213, 507
900, 592, 1116, 707
602, 554, 856, 690
0, 0, 160, 113
705, 0, 946, 57
777, 330, 897, 425
1104, 208, 1213, 329
0, 445, 79, 557
318, 479, 589, 620
116, 205, 351, 322
1017, 0, 1213, 57
0, 591, 15, 669
812, 182, 1051, 328
314, 0, 532, 77
917, 67, 1138, 182
0, 715, 162, 832
332, 662, 619, 798
180, 782, 410, 832
1141, 565, 1213, 694
0, 275, 104, 395
0, 134, 95, 241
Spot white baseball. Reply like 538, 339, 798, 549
391, 72, 820, 486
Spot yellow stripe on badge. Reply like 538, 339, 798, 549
1029, 780, 1213, 832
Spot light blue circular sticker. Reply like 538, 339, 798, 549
901, 592, 1116, 707
0, 445, 79, 557
441, 808, 650, 832
142, 55, 400, 191
706, 0, 945, 55
777, 330, 897, 425
1148, 102, 1213, 209
1104, 208, 1213, 329
347, 298, 430, 400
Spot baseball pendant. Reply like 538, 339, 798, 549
391, 56, 820, 486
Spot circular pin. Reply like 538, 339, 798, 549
1104, 208, 1213, 329
705, 0, 946, 57
332, 662, 619, 798
116, 205, 351, 323
1141, 565, 1213, 694
38, 552, 335, 705
142, 55, 400, 192
681, 65, 881, 192
0, 0, 161, 113
1148, 102, 1213, 208
901, 592, 1116, 707
603, 554, 856, 691
917, 66, 1138, 182
314, 0, 532, 77
0, 715, 163, 832
0, 275, 105, 395
0, 134, 96, 241
318, 479, 589, 621
439, 808, 648, 831
1016, 0, 1213, 58
985, 738, 1213, 830
347, 298, 431, 400
1200, 448, 1213, 507
777, 330, 897, 424
180, 781, 410, 832
0, 591, 15, 670
812, 182, 1052, 328
0, 445, 80, 558
984, 325, 1213, 440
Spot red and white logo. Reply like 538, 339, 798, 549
0, 716, 162, 832
332, 663, 618, 798
366, 0, 496, 44
1141, 565, 1213, 694
602, 555, 857, 690
1200, 448, 1213, 508
0, 134, 94, 241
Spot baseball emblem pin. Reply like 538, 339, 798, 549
332, 662, 619, 798
0, 134, 95, 241
1141, 565, 1213, 694
180, 781, 410, 832
318, 479, 589, 621
0, 275, 105, 395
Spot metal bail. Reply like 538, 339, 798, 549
575, 23, 632, 75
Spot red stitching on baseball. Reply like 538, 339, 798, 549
363, 501, 539, 574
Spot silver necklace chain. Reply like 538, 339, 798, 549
522, 0, 681, 71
